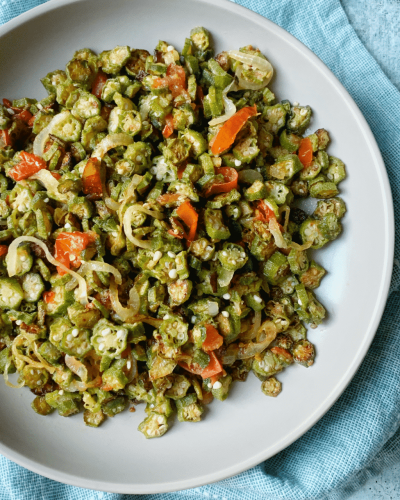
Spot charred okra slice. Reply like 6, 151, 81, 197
217, 242, 248, 271
261, 377, 282, 397
299, 260, 326, 289
0, 278, 24, 309
268, 155, 303, 183
158, 314, 188, 347
264, 181, 291, 205
67, 302, 101, 329
279, 129, 301, 152
308, 175, 339, 198
45, 390, 81, 417
167, 279, 193, 307
216, 305, 241, 344
318, 213, 342, 241
21, 366, 49, 390
262, 251, 291, 285
299, 159, 322, 181
60, 327, 92, 357
83, 409, 106, 428
292, 340, 315, 367
287, 105, 312, 134
99, 45, 131, 74
211, 374, 232, 401
299, 219, 329, 249
183, 130, 207, 159
244, 180, 267, 201
31, 396, 54, 416
204, 208, 230, 240
66, 48, 97, 88
138, 412, 168, 439
176, 393, 203, 422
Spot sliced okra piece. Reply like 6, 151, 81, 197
264, 181, 291, 205
66, 48, 97, 88
148, 355, 176, 381
32, 110, 55, 135
6, 243, 33, 277
262, 251, 291, 285
315, 128, 330, 150
279, 129, 301, 153
148, 283, 166, 313
244, 180, 267, 201
262, 104, 287, 134
319, 213, 342, 241
287, 105, 312, 134
252, 350, 282, 378
0, 278, 24, 309
92, 318, 128, 360
306, 133, 318, 152
68, 196, 94, 219
326, 156, 346, 184
308, 175, 339, 198
38, 340, 62, 366
173, 104, 197, 131
313, 197, 346, 220
49, 317, 73, 347
216, 304, 241, 344
21, 365, 49, 390
145, 394, 173, 418
0, 347, 15, 375
299, 159, 321, 181
52, 366, 74, 390
211, 374, 232, 401
176, 393, 204, 422
295, 284, 309, 311
203, 86, 223, 118
317, 150, 329, 170
60, 327, 92, 357
41, 69, 68, 94
165, 374, 191, 400
187, 74, 197, 101
190, 26, 211, 59
267, 154, 303, 183
292, 339, 315, 367
51, 110, 82, 142
44, 286, 74, 316
67, 302, 101, 329
102, 396, 127, 417
189, 238, 215, 261
233, 136, 259, 164
45, 390, 81, 417
102, 360, 129, 391
159, 314, 188, 347
261, 377, 282, 397
138, 412, 169, 438
299, 219, 329, 249
183, 130, 207, 159
244, 292, 265, 312
207, 58, 233, 89
217, 242, 248, 271
108, 107, 142, 137
287, 248, 309, 275
291, 179, 308, 197
84, 409, 106, 427
72, 92, 101, 119
224, 202, 242, 220
299, 260, 326, 289
31, 396, 54, 416
0, 104, 11, 130
168, 279, 193, 307
204, 208, 230, 240
99, 45, 130, 74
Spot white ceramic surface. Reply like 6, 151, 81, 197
0, 0, 394, 493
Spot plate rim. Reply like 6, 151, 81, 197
0, 0, 395, 493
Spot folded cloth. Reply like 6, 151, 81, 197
1, 0, 400, 499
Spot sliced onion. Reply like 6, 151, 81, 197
92, 133, 133, 160
29, 169, 72, 204
7, 236, 88, 305
281, 206, 290, 232
65, 354, 88, 382
33, 342, 56, 374
79, 261, 122, 285
105, 197, 121, 211
109, 277, 137, 322
238, 169, 263, 185
221, 344, 239, 365
123, 205, 152, 249
237, 320, 277, 359
240, 311, 261, 340
208, 80, 238, 126
269, 217, 287, 249
228, 50, 272, 73
67, 375, 102, 392
127, 286, 140, 316
3, 358, 25, 388
290, 241, 313, 251
125, 352, 138, 384
132, 315, 163, 328
118, 174, 143, 225
33, 111, 72, 157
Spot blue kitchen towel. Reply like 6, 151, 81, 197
1, 0, 400, 499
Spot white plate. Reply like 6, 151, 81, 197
0, 0, 394, 493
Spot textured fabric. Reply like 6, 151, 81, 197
1, 0, 400, 499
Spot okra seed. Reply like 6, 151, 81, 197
30, 369, 34, 375
20, 255, 26, 262
37, 380, 42, 386
72, 329, 79, 337
168, 269, 177, 279
62, 373, 69, 380
67, 334, 73, 341
7, 108, 15, 115
300, 108, 308, 116
117, 330, 125, 338
65, 223, 71, 229
167, 45, 174, 51
222, 251, 228, 257
150, 167, 157, 174
163, 314, 170, 320
167, 251, 176, 258
102, 328, 111, 336
127, 361, 132, 370
177, 332, 185, 340
253, 295, 262, 304
205, 246, 213, 252
69, 254, 76, 261
223, 293, 231, 300
44, 198, 49, 203
234, 159, 241, 167
16, 319, 22, 325
136, 155, 142, 162
213, 381, 222, 390
222, 311, 230, 318
59, 390, 64, 395
77, 348, 82, 354
18, 205, 25, 212
99, 343, 105, 351
230, 259, 237, 265
153, 250, 162, 262
191, 316, 197, 323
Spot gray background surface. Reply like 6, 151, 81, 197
342, 0, 400, 498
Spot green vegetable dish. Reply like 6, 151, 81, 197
0, 27, 346, 438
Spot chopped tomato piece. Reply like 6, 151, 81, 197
51, 172, 61, 180
15, 109, 33, 123
202, 324, 223, 352
91, 70, 108, 99
211, 105, 258, 155
205, 167, 238, 197
152, 64, 187, 98
256, 199, 276, 223
177, 360, 203, 376
201, 351, 223, 379
2, 99, 11, 108
0, 129, 11, 148
8, 151, 47, 181
43, 291, 55, 304
176, 200, 198, 241
54, 231, 96, 276
28, 114, 36, 127
298, 137, 313, 167
162, 113, 174, 138
0, 245, 8, 257
270, 346, 293, 363
157, 193, 181, 206
177, 164, 186, 179
82, 157, 102, 199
